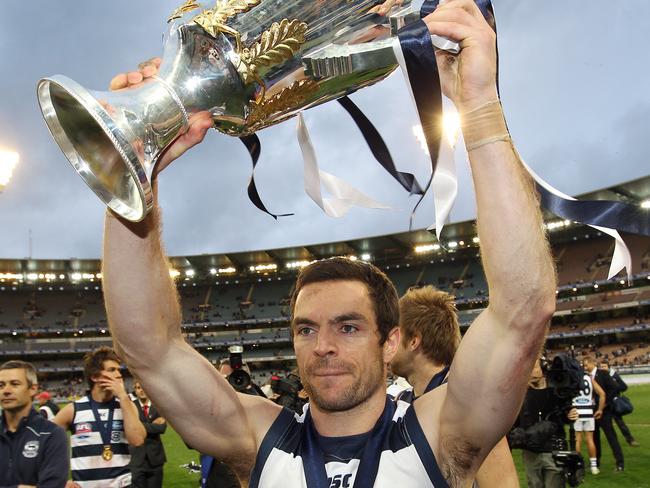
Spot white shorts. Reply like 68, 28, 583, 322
574, 418, 595, 432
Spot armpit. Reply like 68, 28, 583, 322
439, 434, 482, 488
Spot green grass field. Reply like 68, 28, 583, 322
160, 385, 650, 487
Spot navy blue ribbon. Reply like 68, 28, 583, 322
89, 397, 115, 450
240, 134, 293, 219
338, 96, 425, 196
301, 396, 396, 488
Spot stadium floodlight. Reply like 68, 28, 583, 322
70, 272, 82, 281
448, 241, 458, 248
641, 199, 650, 209
185, 269, 195, 278
209, 268, 217, 275
472, 236, 480, 244
250, 264, 277, 272
26, 273, 38, 281
169, 269, 181, 278
0, 150, 19, 191
361, 253, 371, 261
286, 260, 312, 269
218, 267, 237, 274
414, 243, 440, 254
348, 255, 359, 261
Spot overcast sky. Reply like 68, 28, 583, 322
0, 0, 648, 259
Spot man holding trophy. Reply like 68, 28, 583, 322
99, 0, 556, 486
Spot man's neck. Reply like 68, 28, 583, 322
91, 387, 114, 403
407, 358, 446, 397
310, 387, 386, 437
2, 403, 32, 432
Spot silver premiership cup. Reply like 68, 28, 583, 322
37, 0, 433, 221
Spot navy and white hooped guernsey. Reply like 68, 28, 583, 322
250, 396, 449, 488
70, 395, 131, 488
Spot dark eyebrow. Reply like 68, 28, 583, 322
291, 317, 318, 329
291, 313, 368, 329
330, 312, 367, 325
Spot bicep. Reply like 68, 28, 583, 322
475, 437, 518, 488
439, 308, 543, 460
133, 337, 280, 460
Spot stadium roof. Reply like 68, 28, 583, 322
0, 175, 648, 278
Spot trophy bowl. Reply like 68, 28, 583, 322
37, 0, 424, 221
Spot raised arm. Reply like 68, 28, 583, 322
415, 0, 556, 483
102, 64, 281, 465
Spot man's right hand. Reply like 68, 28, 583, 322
109, 57, 214, 177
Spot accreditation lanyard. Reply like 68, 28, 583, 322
89, 398, 115, 455
301, 396, 396, 488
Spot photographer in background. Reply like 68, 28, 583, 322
599, 361, 639, 448
270, 371, 308, 415
510, 356, 581, 488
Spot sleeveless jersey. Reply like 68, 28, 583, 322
250, 396, 449, 488
572, 374, 594, 419
70, 395, 132, 488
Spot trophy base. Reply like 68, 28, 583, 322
37, 75, 153, 222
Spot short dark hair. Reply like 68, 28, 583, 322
290, 257, 399, 344
399, 286, 460, 366
0, 360, 38, 387
83, 347, 120, 390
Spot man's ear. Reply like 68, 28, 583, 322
383, 326, 401, 362
409, 333, 421, 352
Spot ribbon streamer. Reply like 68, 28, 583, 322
297, 113, 392, 218
521, 158, 632, 280
337, 96, 425, 196
240, 134, 293, 219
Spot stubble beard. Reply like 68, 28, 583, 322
302, 352, 385, 413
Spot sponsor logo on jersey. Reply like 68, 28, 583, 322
112, 420, 124, 430
75, 422, 92, 434
23, 440, 40, 458
111, 431, 123, 443
328, 474, 352, 488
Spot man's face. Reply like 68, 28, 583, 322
529, 359, 545, 385
292, 280, 397, 413
599, 363, 609, 372
93, 359, 122, 388
0, 368, 37, 413
219, 363, 234, 379
134, 382, 148, 402
583, 360, 595, 373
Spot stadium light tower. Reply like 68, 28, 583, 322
0, 150, 19, 192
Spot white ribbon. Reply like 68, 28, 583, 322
297, 113, 392, 218
393, 39, 459, 239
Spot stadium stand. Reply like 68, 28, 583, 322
1, 214, 649, 398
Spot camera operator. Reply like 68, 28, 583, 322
509, 356, 582, 488
270, 371, 308, 415
200, 347, 266, 488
